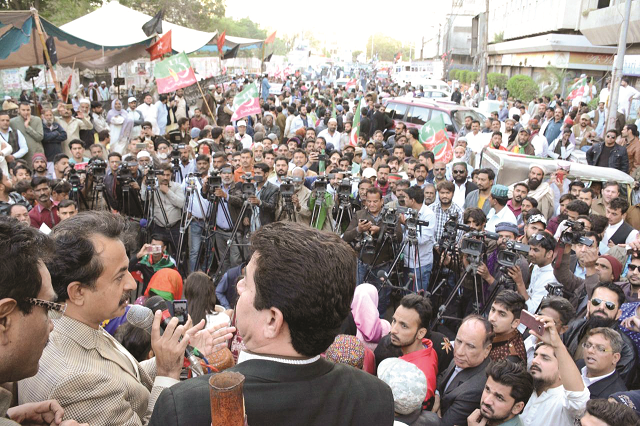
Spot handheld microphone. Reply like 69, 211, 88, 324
126, 305, 204, 376
139, 218, 148, 228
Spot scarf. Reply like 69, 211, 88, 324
139, 252, 175, 272
106, 99, 133, 141
351, 284, 385, 343
144, 268, 182, 301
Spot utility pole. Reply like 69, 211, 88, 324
478, 0, 489, 99
606, 0, 633, 132
420, 36, 424, 60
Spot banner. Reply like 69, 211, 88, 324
217, 30, 226, 53
419, 114, 453, 163
566, 76, 587, 100
155, 52, 197, 94
231, 82, 260, 121
146, 30, 172, 61
349, 98, 362, 146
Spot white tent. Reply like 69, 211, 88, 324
60, 1, 216, 53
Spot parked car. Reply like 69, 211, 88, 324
382, 97, 487, 143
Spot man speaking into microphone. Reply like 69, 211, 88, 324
18, 211, 234, 425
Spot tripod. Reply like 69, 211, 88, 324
333, 195, 353, 234
310, 189, 328, 229
429, 261, 484, 329
89, 176, 110, 211
69, 183, 89, 210
176, 176, 209, 272
277, 195, 297, 222
120, 181, 142, 218
141, 179, 177, 251
199, 192, 234, 274
362, 226, 400, 284
210, 198, 252, 283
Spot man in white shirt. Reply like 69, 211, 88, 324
235, 120, 253, 150
511, 232, 557, 314
599, 197, 639, 255
317, 118, 341, 149
485, 184, 517, 233
521, 315, 590, 426
137, 94, 159, 135
400, 186, 436, 293
618, 77, 640, 119
579, 327, 626, 400
466, 120, 489, 154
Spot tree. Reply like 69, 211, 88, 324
538, 66, 571, 98
352, 50, 363, 62
506, 75, 539, 103
366, 33, 405, 62
120, 0, 226, 31
487, 73, 508, 90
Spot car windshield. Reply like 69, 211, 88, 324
452, 110, 486, 131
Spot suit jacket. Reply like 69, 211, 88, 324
436, 357, 491, 426
17, 316, 166, 425
149, 357, 395, 426
576, 360, 627, 399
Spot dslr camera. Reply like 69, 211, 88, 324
560, 220, 593, 246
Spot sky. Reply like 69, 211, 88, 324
225, 0, 451, 52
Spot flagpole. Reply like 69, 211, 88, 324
31, 8, 62, 102
195, 79, 215, 120
67, 57, 77, 104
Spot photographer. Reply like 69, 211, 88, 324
343, 187, 402, 315
140, 162, 185, 250
276, 167, 311, 225
241, 162, 279, 233
512, 232, 557, 314
201, 165, 245, 273
399, 185, 436, 292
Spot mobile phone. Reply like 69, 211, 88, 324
145, 244, 163, 254
136, 143, 147, 150
169, 300, 188, 326
520, 310, 544, 335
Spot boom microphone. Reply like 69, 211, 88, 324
126, 305, 204, 376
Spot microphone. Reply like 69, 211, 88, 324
126, 305, 204, 376
377, 270, 390, 286
144, 295, 168, 313
139, 218, 148, 228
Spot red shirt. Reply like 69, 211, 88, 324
506, 199, 522, 218
190, 116, 209, 131
29, 202, 60, 229
400, 338, 438, 404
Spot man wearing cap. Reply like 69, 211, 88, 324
235, 120, 252, 150
508, 165, 555, 220
486, 185, 518, 233
586, 129, 629, 174
126, 97, 144, 139
502, 118, 518, 147
507, 128, 535, 155
317, 118, 341, 150
2, 95, 18, 111
572, 113, 594, 149
10, 102, 44, 165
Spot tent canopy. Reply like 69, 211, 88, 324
0, 10, 152, 70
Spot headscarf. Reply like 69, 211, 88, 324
106, 98, 133, 140
324, 335, 365, 369
144, 268, 183, 301
351, 284, 388, 345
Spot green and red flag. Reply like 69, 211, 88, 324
349, 98, 362, 146
155, 52, 197, 94
231, 82, 261, 121
419, 115, 453, 163
566, 76, 588, 100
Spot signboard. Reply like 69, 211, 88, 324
268, 83, 283, 95
623, 55, 640, 77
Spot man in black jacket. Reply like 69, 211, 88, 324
577, 327, 627, 399
423, 315, 494, 426
561, 282, 638, 387
149, 222, 394, 426
586, 129, 629, 174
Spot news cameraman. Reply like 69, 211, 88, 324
275, 167, 311, 225
511, 232, 557, 314
201, 164, 245, 273
399, 185, 436, 292
343, 187, 402, 316
140, 162, 185, 250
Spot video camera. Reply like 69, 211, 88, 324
116, 162, 136, 185
460, 230, 499, 271
241, 174, 262, 197
439, 212, 471, 251
545, 282, 564, 297
65, 167, 82, 187
397, 206, 429, 235
280, 176, 302, 198
87, 159, 107, 179
208, 169, 222, 191
356, 231, 376, 256
560, 220, 593, 246
312, 176, 328, 193
497, 239, 530, 268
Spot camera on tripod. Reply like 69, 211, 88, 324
208, 169, 222, 192
497, 239, 530, 268
87, 159, 107, 179
241, 174, 262, 197
313, 176, 328, 193
116, 162, 135, 185
65, 167, 82, 187
560, 220, 593, 246
397, 206, 429, 235
280, 176, 301, 198
439, 212, 471, 250
356, 231, 376, 256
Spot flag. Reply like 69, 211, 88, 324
264, 53, 273, 62
217, 31, 226, 53
61, 75, 72, 101
566, 76, 587, 100
155, 52, 197, 94
345, 78, 357, 91
419, 115, 453, 163
231, 82, 261, 121
142, 9, 164, 37
349, 99, 362, 146
146, 30, 172, 61
394, 51, 402, 63
45, 36, 57, 67
223, 45, 239, 60
265, 31, 276, 44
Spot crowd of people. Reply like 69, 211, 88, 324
1, 69, 640, 426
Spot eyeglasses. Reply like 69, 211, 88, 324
434, 168, 445, 171
581, 342, 614, 354
25, 298, 67, 319
453, 170, 466, 174
606, 135, 616, 139
628, 264, 639, 272
530, 233, 546, 241
591, 298, 616, 311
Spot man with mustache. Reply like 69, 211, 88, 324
508, 165, 554, 220
578, 328, 627, 400
560, 282, 637, 387
467, 360, 533, 426
28, 176, 59, 229
521, 314, 589, 426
